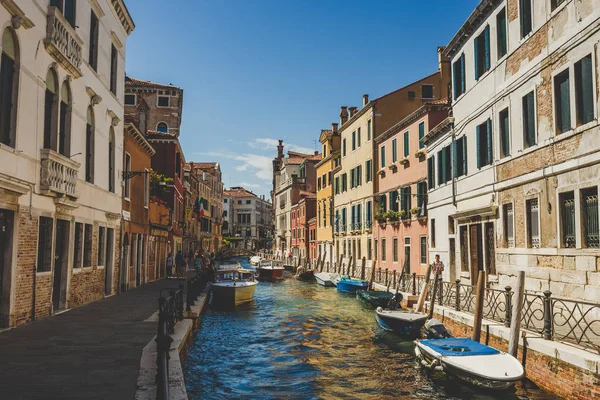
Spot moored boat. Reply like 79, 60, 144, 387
210, 266, 258, 307
256, 260, 285, 281
249, 255, 262, 266
357, 290, 401, 308
294, 266, 315, 282
414, 338, 525, 390
375, 307, 428, 339
336, 276, 369, 293
314, 272, 338, 287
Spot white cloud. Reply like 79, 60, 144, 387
234, 164, 249, 172
247, 138, 315, 155
239, 182, 262, 189
195, 151, 273, 181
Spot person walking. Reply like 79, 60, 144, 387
175, 250, 186, 279
432, 254, 444, 278
166, 253, 174, 278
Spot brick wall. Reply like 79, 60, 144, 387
433, 312, 599, 399
506, 26, 548, 77
69, 222, 104, 307
507, 0, 518, 22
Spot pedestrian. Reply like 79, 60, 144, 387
432, 254, 444, 277
166, 253, 173, 278
175, 251, 186, 279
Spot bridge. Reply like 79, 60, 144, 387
220, 247, 257, 258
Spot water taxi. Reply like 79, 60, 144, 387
211, 264, 257, 307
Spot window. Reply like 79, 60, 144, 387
156, 122, 168, 133
175, 152, 181, 177
431, 219, 436, 248
416, 181, 427, 216
575, 55, 594, 126
85, 107, 95, 183
380, 146, 386, 168
108, 45, 118, 95
367, 119, 372, 141
503, 203, 514, 247
247, 200, 251, 204
520, 0, 532, 38
523, 91, 536, 148
124, 94, 136, 106
328, 171, 332, 185
582, 187, 599, 248
158, 96, 170, 107
0, 28, 18, 148
392, 139, 398, 163
144, 170, 149, 207
476, 119, 492, 168
393, 238, 398, 262
357, 127, 361, 147
420, 236, 427, 264
365, 160, 372, 183
367, 238, 372, 260
437, 145, 452, 184
418, 122, 425, 149
51, 0, 76, 27
43, 69, 58, 150
124, 153, 131, 198
374, 238, 378, 259
238, 200, 242, 204
421, 85, 433, 99
223, 211, 228, 217
400, 186, 411, 215
551, 0, 566, 11
108, 128, 115, 193
427, 155, 435, 189
356, 165, 362, 186
526, 198, 540, 248
453, 54, 466, 99
352, 131, 356, 151
497, 8, 507, 59
322, 173, 327, 187
342, 208, 347, 229
379, 195, 387, 213
58, 82, 71, 156
89, 11, 99, 71
381, 238, 386, 262
554, 70, 571, 134
499, 108, 510, 157
350, 168, 355, 189
98, 226, 106, 266
389, 190, 399, 212
318, 177, 322, 190
408, 91, 416, 100
37, 216, 53, 272
366, 200, 372, 225
73, 222, 83, 268
560, 191, 576, 248
404, 131, 410, 157
335, 176, 340, 195
474, 26, 490, 80
342, 173, 347, 192
453, 136, 467, 177
342, 138, 346, 156
84, 224, 93, 267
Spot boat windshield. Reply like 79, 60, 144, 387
215, 270, 255, 282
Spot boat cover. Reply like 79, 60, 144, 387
420, 338, 500, 357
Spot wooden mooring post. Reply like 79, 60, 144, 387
508, 271, 525, 357
416, 263, 433, 312
337, 254, 343, 274
368, 258, 376, 290
360, 257, 366, 280
428, 269, 440, 319
472, 270, 486, 342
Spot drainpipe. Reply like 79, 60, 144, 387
372, 104, 379, 269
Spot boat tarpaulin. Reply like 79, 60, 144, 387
420, 338, 500, 357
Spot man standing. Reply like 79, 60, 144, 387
432, 254, 444, 276
166, 253, 173, 278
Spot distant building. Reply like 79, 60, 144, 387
189, 162, 224, 253
223, 187, 272, 250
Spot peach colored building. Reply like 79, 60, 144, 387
374, 102, 449, 275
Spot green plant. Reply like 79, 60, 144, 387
383, 210, 400, 221
150, 169, 173, 198
410, 206, 422, 215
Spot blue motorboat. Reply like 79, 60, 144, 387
375, 307, 428, 339
336, 276, 369, 293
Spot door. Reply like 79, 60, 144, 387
469, 224, 483, 284
52, 220, 70, 312
0, 209, 14, 327
136, 235, 142, 287
404, 237, 411, 274
485, 222, 496, 275
104, 228, 114, 295
449, 238, 456, 282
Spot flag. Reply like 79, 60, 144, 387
419, 200, 426, 218
198, 197, 205, 220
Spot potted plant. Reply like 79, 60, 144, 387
384, 210, 401, 223
415, 149, 426, 158
388, 163, 398, 171
399, 157, 409, 165
410, 206, 422, 216
377, 168, 386, 177
399, 209, 408, 219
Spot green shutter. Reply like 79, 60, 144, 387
474, 35, 480, 80
428, 155, 435, 188
437, 151, 443, 184
520, 0, 532, 38
579, 55, 594, 125
462, 137, 468, 176
555, 71, 571, 133
501, 110, 510, 157
486, 119, 493, 166
453, 60, 459, 99
476, 124, 482, 169
381, 146, 386, 168
404, 131, 409, 157
392, 139, 397, 163
419, 122, 425, 149
524, 92, 536, 146
460, 54, 466, 93
453, 139, 458, 177
407, 186, 412, 211
484, 25, 490, 72
497, 10, 507, 58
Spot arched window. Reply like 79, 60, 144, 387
58, 81, 72, 156
0, 28, 19, 148
43, 68, 58, 150
85, 106, 94, 183
156, 122, 168, 133
108, 127, 115, 192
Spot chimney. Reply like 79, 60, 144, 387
331, 122, 338, 134
314, 151, 318, 155
339, 106, 348, 125
348, 106, 358, 118
277, 139, 284, 159
362, 94, 369, 106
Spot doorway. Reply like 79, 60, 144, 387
104, 228, 114, 296
404, 237, 411, 274
52, 219, 70, 312
469, 224, 483, 284
449, 238, 456, 282
0, 209, 14, 327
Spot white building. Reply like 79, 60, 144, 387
223, 187, 272, 249
427, 0, 600, 300
0, 0, 133, 327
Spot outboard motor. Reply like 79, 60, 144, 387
423, 318, 453, 339
386, 292, 403, 310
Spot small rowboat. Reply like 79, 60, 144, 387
336, 276, 369, 293
357, 290, 402, 308
375, 307, 428, 339
314, 272, 338, 287
295, 268, 315, 282
414, 338, 525, 390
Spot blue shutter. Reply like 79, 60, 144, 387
476, 124, 482, 169
461, 54, 466, 93
462, 136, 468, 175
407, 186, 412, 211
358, 204, 362, 224
474, 35, 480, 80
404, 131, 409, 157
579, 55, 594, 124
453, 139, 458, 178
453, 61, 458, 99
419, 122, 425, 149
486, 119, 493, 166
484, 25, 490, 72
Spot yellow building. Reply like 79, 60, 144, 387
315, 125, 340, 265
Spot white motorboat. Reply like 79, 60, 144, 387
256, 260, 285, 280
314, 272, 338, 287
210, 266, 258, 307
414, 338, 525, 390
249, 255, 262, 266
375, 307, 428, 338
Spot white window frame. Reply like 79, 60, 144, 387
525, 196, 541, 249
156, 121, 169, 133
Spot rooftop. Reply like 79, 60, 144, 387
125, 76, 182, 90
224, 187, 257, 198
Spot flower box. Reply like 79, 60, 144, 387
399, 157, 409, 165
414, 149, 426, 158
410, 207, 422, 216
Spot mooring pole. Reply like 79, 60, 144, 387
368, 258, 377, 290
428, 269, 440, 319
416, 263, 433, 312
360, 257, 366, 280
508, 271, 525, 357
471, 270, 486, 342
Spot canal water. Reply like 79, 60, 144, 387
184, 258, 557, 400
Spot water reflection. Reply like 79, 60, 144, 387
185, 258, 557, 400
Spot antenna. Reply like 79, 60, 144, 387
314, 139, 318, 151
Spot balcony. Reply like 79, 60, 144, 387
44, 6, 83, 78
40, 149, 80, 198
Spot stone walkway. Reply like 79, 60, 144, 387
0, 278, 188, 400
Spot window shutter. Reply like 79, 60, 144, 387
419, 122, 425, 149
462, 137, 468, 175
358, 204, 362, 224
474, 36, 480, 80
437, 151, 442, 185
441, 147, 448, 183
407, 186, 412, 211
428, 155, 435, 188
453, 139, 458, 178
461, 54, 466, 93
476, 124, 482, 169
526, 92, 536, 146
453, 61, 458, 99
580, 55, 594, 124
484, 25, 490, 71
404, 131, 409, 157
486, 119, 493, 165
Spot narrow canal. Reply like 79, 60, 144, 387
184, 258, 557, 400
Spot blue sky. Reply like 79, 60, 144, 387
124, 0, 479, 197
